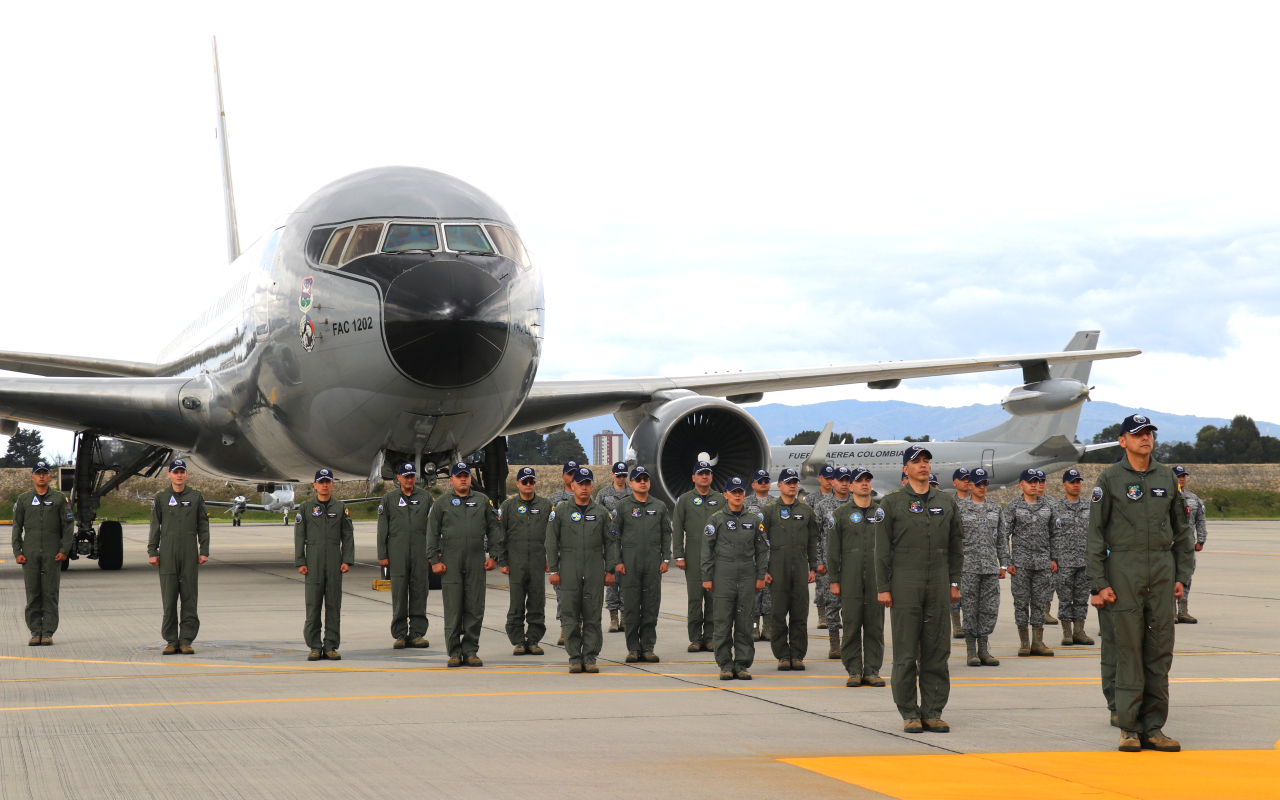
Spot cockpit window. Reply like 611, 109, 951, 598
506, 228, 532, 268
341, 222, 385, 265
444, 224, 494, 254
383, 223, 439, 253
321, 226, 352, 266
484, 225, 518, 261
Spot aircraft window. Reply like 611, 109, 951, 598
484, 225, 518, 260
444, 224, 494, 254
341, 222, 385, 265
507, 228, 532, 268
383, 223, 439, 253
321, 227, 352, 266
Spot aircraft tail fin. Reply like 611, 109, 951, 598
212, 37, 240, 264
799, 420, 835, 478
957, 330, 1099, 446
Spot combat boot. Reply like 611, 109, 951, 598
1072, 620, 1094, 645
642, 652, 660, 663
688, 641, 701, 653
513, 643, 527, 655
569, 661, 583, 674
180, 644, 195, 655
465, 655, 483, 667
1061, 620, 1074, 646
761, 617, 771, 642
1118, 730, 1141, 752
1017, 626, 1031, 657
625, 651, 639, 663
28, 634, 41, 647
846, 675, 860, 687
777, 659, 792, 671
307, 650, 321, 661
965, 636, 980, 667
608, 609, 620, 633
410, 636, 429, 648
720, 670, 735, 680
163, 643, 179, 656
526, 643, 544, 656
324, 650, 342, 660
922, 718, 950, 733
619, 610, 626, 630
583, 662, 599, 674
1141, 730, 1181, 752
1176, 598, 1197, 624
447, 656, 462, 668
816, 604, 827, 629
903, 719, 924, 734
393, 638, 406, 650
557, 631, 565, 646
862, 672, 886, 687
791, 658, 805, 671
977, 636, 1000, 666
1044, 601, 1058, 625
1030, 627, 1054, 656
736, 668, 751, 680
828, 630, 841, 659
951, 612, 964, 639
1110, 713, 1120, 728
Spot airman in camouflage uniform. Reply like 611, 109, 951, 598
949, 468, 972, 637
547, 461, 580, 644
815, 467, 854, 658
1000, 469, 1057, 657
744, 470, 773, 640
595, 461, 632, 633
956, 468, 1006, 667
1174, 466, 1206, 624
809, 467, 838, 635
1053, 468, 1094, 646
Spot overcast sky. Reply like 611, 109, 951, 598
3, 2, 1278, 459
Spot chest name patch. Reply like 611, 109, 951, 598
928, 507, 943, 516
585, 514, 596, 521
743, 522, 755, 529
181, 501, 191, 507
327, 513, 337, 518
1151, 488, 1168, 497
465, 501, 478, 508
646, 509, 657, 515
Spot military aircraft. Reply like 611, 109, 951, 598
0, 40, 1140, 570
769, 331, 1121, 497
205, 485, 297, 526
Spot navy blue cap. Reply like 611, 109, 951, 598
849, 467, 873, 481
1035, 470, 1046, 480
572, 466, 594, 484
902, 445, 932, 464
561, 460, 580, 475
1018, 468, 1039, 483
970, 467, 990, 485
952, 468, 970, 481
314, 467, 334, 482
516, 466, 537, 482
1062, 468, 1083, 483
724, 476, 747, 493
818, 465, 836, 479
833, 466, 852, 480
777, 467, 800, 483
397, 462, 417, 477
929, 474, 939, 485
1173, 465, 1188, 477
611, 461, 628, 476
169, 458, 188, 472
751, 469, 771, 485
693, 460, 713, 474
31, 461, 51, 474
450, 462, 471, 477
630, 465, 651, 481
1120, 414, 1157, 435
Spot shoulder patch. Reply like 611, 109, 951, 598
704, 524, 715, 536
873, 507, 884, 522
1092, 487, 1103, 503
377, 504, 384, 515
548, 509, 556, 521
295, 512, 302, 523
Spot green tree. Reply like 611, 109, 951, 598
904, 434, 931, 443
545, 429, 588, 465
784, 430, 855, 446
1, 427, 46, 468
506, 431, 547, 464
856, 436, 878, 444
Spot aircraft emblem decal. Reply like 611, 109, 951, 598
693, 497, 703, 506
518, 505, 527, 514
451, 497, 461, 506
570, 511, 582, 522
851, 511, 863, 524
299, 276, 314, 313
1126, 484, 1143, 500
909, 501, 923, 514
298, 315, 315, 352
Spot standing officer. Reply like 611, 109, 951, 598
760, 468, 819, 670
1055, 468, 1093, 647
426, 462, 501, 668
1001, 469, 1057, 657
1034, 470, 1061, 625
1089, 415, 1193, 752
811, 465, 841, 641
949, 467, 972, 639
875, 445, 964, 734
614, 465, 671, 662
496, 467, 552, 655
957, 467, 1007, 667
547, 467, 619, 673
547, 460, 579, 645
295, 468, 354, 661
703, 476, 769, 680
377, 462, 433, 650
12, 461, 73, 646
828, 467, 886, 687
595, 461, 632, 633
818, 467, 854, 658
745, 469, 773, 641
148, 458, 210, 655
672, 461, 722, 652
1173, 466, 1207, 623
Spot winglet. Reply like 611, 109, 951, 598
799, 421, 835, 479
212, 37, 240, 264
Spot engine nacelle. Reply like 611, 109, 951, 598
1000, 379, 1090, 417
627, 395, 771, 508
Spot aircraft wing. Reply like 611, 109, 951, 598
342, 497, 382, 505
0, 375, 198, 449
506, 346, 1141, 435
205, 501, 268, 511
0, 350, 161, 378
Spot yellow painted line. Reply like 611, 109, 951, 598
783, 750, 1280, 800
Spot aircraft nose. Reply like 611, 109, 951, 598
383, 260, 510, 387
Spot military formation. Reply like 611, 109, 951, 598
8, 414, 1201, 752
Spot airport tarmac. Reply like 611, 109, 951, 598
1, 520, 1278, 799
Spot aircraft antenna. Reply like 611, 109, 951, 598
212, 37, 241, 263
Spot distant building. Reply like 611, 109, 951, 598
593, 430, 624, 465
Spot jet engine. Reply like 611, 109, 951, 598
626, 394, 770, 507
1000, 379, 1090, 417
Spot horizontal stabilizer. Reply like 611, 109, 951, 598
1026, 434, 1083, 460
1084, 441, 1120, 452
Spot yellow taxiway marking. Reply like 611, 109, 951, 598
783, 750, 1280, 800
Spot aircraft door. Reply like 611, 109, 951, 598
982, 449, 995, 480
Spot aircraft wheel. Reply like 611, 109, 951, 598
97, 521, 124, 570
